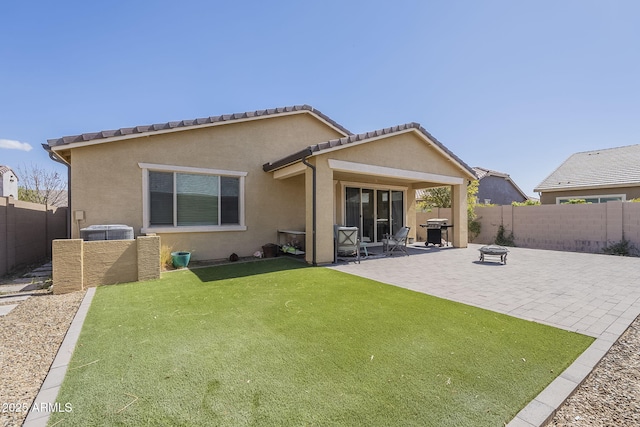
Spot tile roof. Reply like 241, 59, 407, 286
0, 165, 16, 177
535, 144, 640, 192
473, 167, 529, 200
472, 167, 510, 180
263, 122, 477, 178
46, 105, 351, 148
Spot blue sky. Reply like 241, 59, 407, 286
1, 0, 639, 197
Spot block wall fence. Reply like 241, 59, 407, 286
417, 201, 640, 253
52, 236, 160, 294
0, 196, 67, 277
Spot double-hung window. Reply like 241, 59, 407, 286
140, 163, 246, 233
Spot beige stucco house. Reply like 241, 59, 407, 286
44, 105, 476, 265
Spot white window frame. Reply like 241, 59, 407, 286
339, 181, 408, 245
556, 194, 626, 204
139, 163, 247, 233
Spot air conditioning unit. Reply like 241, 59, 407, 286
80, 225, 134, 241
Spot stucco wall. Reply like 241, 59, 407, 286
323, 132, 470, 179
1, 170, 19, 198
68, 113, 342, 261
52, 236, 160, 294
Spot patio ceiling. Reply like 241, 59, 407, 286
272, 158, 464, 189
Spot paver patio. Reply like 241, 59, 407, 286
330, 243, 640, 426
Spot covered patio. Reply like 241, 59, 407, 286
263, 123, 477, 265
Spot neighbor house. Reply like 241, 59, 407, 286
473, 167, 528, 205
535, 144, 640, 204
44, 105, 476, 265
0, 165, 18, 199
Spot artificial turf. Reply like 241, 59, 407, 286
50, 258, 593, 426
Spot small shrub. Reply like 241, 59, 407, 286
495, 225, 515, 246
602, 239, 637, 256
468, 219, 481, 242
563, 199, 588, 204
512, 200, 540, 206
160, 245, 174, 270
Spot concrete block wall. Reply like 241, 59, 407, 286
1, 196, 68, 277
52, 236, 160, 294
470, 202, 638, 254
83, 240, 138, 288
473, 206, 502, 244
623, 202, 640, 245
52, 239, 83, 295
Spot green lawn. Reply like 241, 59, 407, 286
51, 258, 593, 426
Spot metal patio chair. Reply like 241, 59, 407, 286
334, 225, 361, 264
382, 226, 411, 256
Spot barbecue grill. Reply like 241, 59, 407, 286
420, 218, 452, 246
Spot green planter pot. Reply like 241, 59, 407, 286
171, 251, 191, 268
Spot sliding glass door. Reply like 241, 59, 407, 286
345, 187, 404, 243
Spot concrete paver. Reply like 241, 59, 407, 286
0, 304, 19, 316
330, 243, 640, 426
0, 261, 52, 316
0, 294, 31, 304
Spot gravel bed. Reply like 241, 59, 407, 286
0, 291, 85, 427
550, 315, 640, 426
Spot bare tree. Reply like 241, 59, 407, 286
16, 163, 67, 206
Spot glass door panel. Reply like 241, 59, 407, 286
376, 190, 390, 242
345, 187, 404, 244
345, 187, 360, 229
391, 191, 404, 235
361, 189, 374, 243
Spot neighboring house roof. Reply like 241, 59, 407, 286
0, 165, 18, 179
534, 144, 640, 192
472, 167, 528, 200
472, 167, 510, 180
46, 105, 351, 149
263, 122, 477, 179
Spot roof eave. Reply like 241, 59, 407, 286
264, 125, 478, 181
535, 182, 640, 193
263, 148, 314, 172
46, 105, 351, 151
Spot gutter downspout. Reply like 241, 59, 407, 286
43, 145, 71, 239
301, 155, 317, 266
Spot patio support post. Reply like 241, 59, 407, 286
451, 183, 468, 247
407, 187, 417, 242
304, 157, 334, 265
302, 157, 317, 266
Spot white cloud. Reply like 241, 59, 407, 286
0, 138, 33, 152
